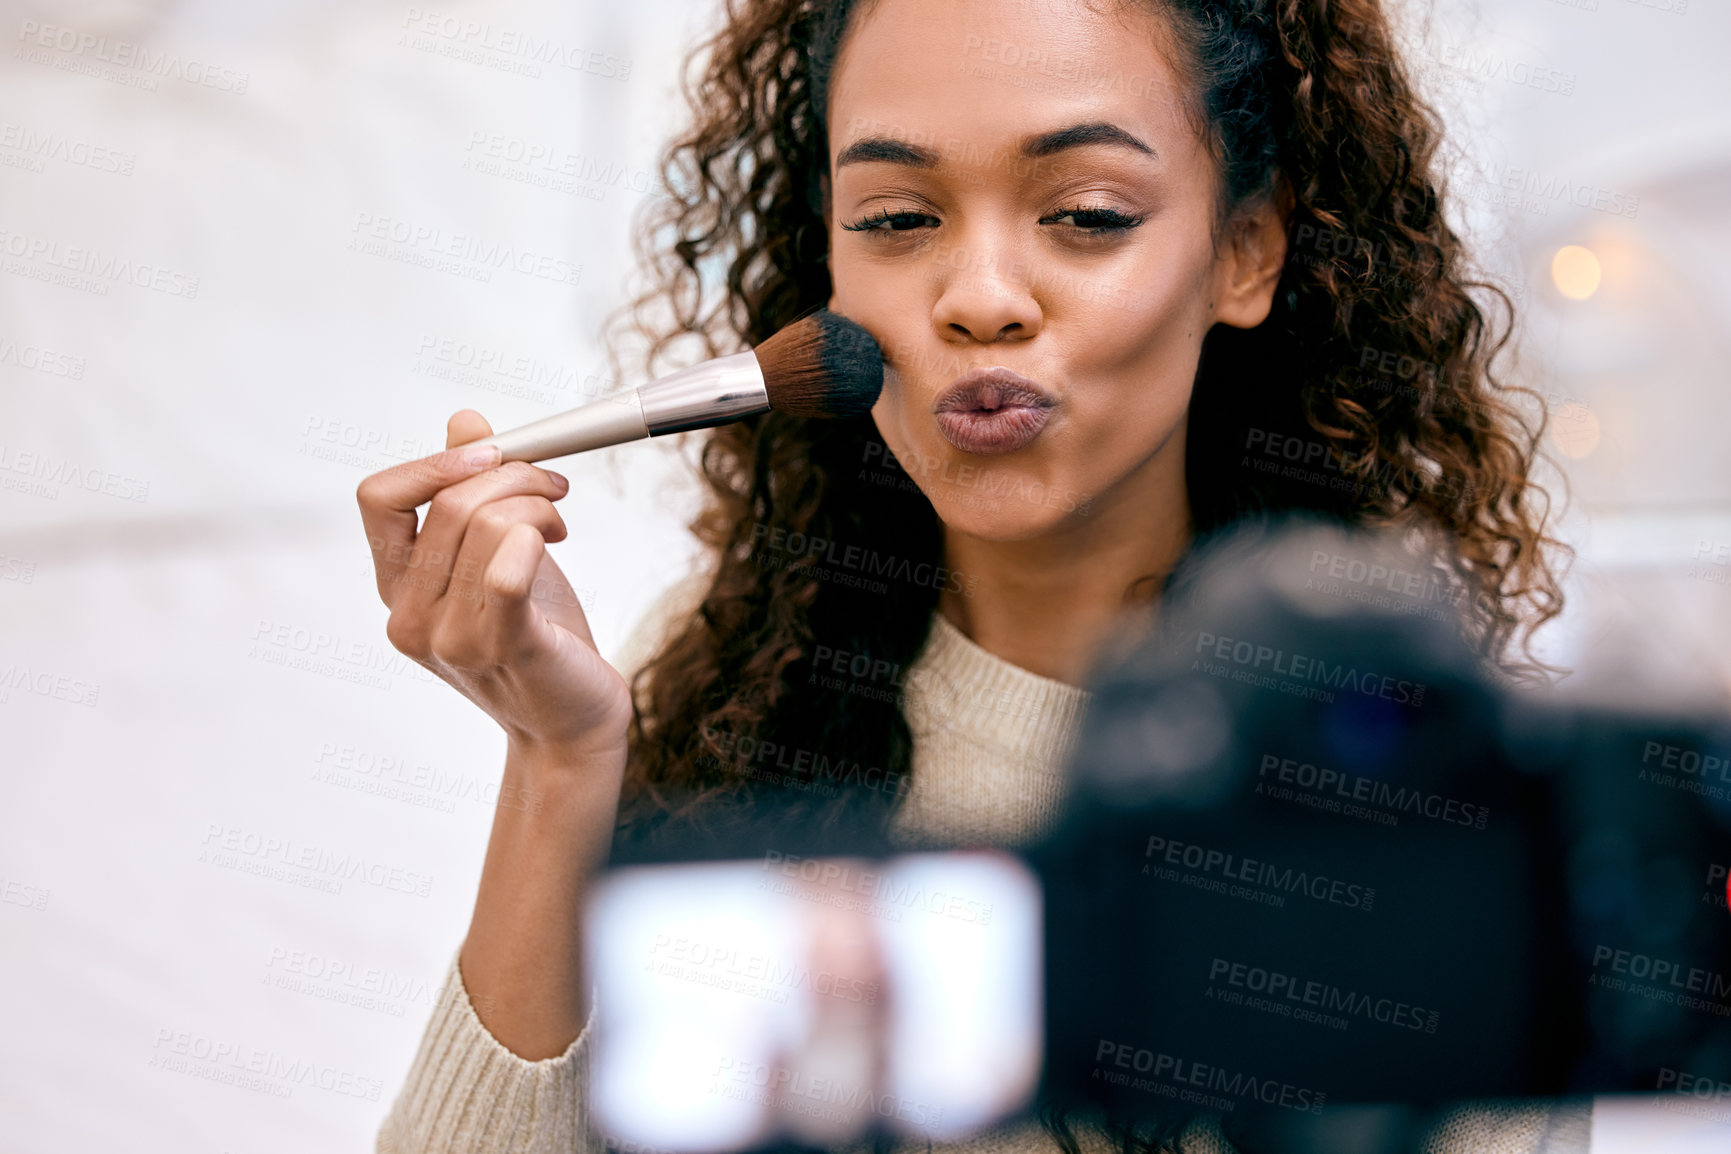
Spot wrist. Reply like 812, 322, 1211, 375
504, 733, 628, 788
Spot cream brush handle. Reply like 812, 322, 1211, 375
469, 351, 767, 464
471, 395, 649, 463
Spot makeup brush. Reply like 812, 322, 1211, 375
470, 310, 884, 463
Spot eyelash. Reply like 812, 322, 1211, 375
840, 204, 1144, 234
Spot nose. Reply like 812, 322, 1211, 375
930, 235, 1043, 344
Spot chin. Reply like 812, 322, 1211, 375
926, 483, 1085, 541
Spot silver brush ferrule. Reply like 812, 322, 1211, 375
639, 350, 768, 435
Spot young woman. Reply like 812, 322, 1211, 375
358, 0, 1569, 1150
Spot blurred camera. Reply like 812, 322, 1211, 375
585, 519, 1731, 1153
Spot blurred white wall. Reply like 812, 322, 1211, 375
0, 0, 1727, 1150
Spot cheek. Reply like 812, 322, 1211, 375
1049, 247, 1216, 461
835, 251, 945, 452
832, 244, 925, 322
868, 358, 956, 489
1064, 240, 1214, 387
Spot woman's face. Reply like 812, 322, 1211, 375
826, 0, 1283, 541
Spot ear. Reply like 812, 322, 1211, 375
1212, 175, 1293, 330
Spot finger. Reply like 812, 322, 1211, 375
357, 441, 502, 602
390, 462, 570, 611
446, 409, 494, 450
470, 524, 598, 672
468, 522, 558, 669
443, 495, 568, 610
530, 549, 598, 647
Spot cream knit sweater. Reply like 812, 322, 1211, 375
376, 585, 1591, 1154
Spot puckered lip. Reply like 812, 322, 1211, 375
932, 366, 1058, 413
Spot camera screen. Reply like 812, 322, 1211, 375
585, 851, 1043, 1151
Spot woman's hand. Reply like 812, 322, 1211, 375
356, 410, 633, 768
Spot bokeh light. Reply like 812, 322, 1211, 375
1549, 402, 1602, 459
1552, 245, 1603, 300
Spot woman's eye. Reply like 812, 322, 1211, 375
839, 205, 1143, 235
841, 210, 936, 233
1044, 205, 1143, 232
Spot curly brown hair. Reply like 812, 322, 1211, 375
602, 0, 1569, 880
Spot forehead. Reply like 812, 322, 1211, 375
827, 0, 1193, 164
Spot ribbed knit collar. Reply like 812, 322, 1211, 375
904, 610, 1093, 767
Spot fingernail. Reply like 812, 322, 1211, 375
463, 445, 500, 469
549, 471, 570, 492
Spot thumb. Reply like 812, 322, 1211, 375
446, 409, 494, 449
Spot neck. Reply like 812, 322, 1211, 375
937, 428, 1191, 687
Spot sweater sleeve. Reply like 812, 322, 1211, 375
376, 571, 710, 1154
376, 954, 601, 1154
1420, 1098, 1594, 1153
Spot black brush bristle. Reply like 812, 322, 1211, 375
752, 309, 884, 418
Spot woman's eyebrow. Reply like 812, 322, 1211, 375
1023, 122, 1156, 160
834, 121, 1157, 170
